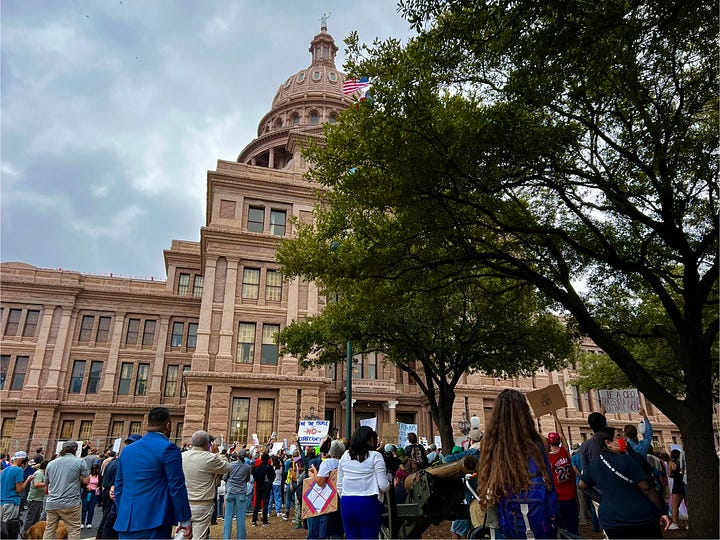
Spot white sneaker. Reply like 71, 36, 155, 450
668, 523, 680, 530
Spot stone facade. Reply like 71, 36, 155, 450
0, 25, 681, 455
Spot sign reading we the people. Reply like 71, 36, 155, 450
297, 420, 331, 446
598, 388, 641, 413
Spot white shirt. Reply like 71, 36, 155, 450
336, 450, 389, 498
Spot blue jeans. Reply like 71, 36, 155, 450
82, 491, 98, 525
224, 491, 248, 540
270, 484, 282, 514
285, 483, 296, 512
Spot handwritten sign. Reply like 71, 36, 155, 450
598, 389, 641, 413
297, 420, 330, 446
380, 423, 399, 445
301, 469, 339, 518
527, 384, 567, 417
398, 422, 418, 448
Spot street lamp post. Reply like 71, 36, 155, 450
458, 412, 471, 436
346, 341, 352, 439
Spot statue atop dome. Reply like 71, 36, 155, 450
320, 12, 331, 29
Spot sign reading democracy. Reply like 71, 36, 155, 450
598, 388, 641, 413
297, 420, 331, 446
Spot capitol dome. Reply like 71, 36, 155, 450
237, 23, 354, 170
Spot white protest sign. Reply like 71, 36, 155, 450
598, 388, 641, 413
252, 433, 260, 445
270, 442, 284, 455
434, 435, 442, 449
359, 417, 377, 431
297, 420, 330, 446
398, 423, 418, 448
112, 437, 122, 453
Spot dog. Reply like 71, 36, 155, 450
22, 519, 68, 539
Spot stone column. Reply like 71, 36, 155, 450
215, 258, 238, 372
23, 305, 56, 400
192, 257, 217, 372
42, 307, 74, 401
147, 316, 170, 400
208, 384, 232, 440
99, 312, 126, 403
386, 400, 398, 424
30, 408, 56, 455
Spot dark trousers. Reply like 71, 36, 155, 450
604, 521, 663, 539
100, 500, 119, 539
118, 526, 172, 539
252, 483, 271, 524
23, 500, 45, 534
558, 498, 579, 536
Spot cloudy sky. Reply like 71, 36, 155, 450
1, 0, 415, 280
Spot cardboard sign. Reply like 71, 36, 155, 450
301, 469, 339, 518
598, 389, 641, 413
526, 384, 567, 417
380, 423, 399, 445
297, 420, 330, 446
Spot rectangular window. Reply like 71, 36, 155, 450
193, 276, 204, 298
142, 320, 156, 346
79, 420, 93, 439
257, 398, 275, 442
23, 310, 40, 337
135, 363, 150, 396
180, 366, 191, 397
237, 323, 255, 363
5, 309, 22, 336
174, 422, 184, 447
0, 355, 9, 389
261, 324, 280, 365
79, 315, 94, 341
96, 316, 111, 342
230, 397, 250, 444
178, 273, 190, 296
10, 356, 28, 390
111, 421, 124, 438
129, 421, 142, 435
242, 268, 260, 299
265, 270, 282, 301
87, 361, 103, 394
60, 420, 75, 439
247, 207, 264, 233
69, 360, 86, 393
187, 323, 198, 348
366, 352, 377, 380
118, 362, 133, 395
270, 210, 286, 236
164, 365, 179, 397
171, 322, 184, 347
126, 318, 140, 345
0, 418, 15, 452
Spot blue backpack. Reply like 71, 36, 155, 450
496, 451, 559, 539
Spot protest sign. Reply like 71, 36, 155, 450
526, 384, 568, 417
398, 422, 418, 448
297, 420, 330, 446
598, 389, 641, 413
301, 469, 339, 519
112, 437, 122, 453
270, 442, 284, 455
380, 423, 399, 445
359, 417, 377, 431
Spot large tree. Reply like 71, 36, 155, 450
275, 269, 575, 451
280, 0, 718, 536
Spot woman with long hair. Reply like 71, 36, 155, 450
337, 426, 389, 539
478, 388, 559, 538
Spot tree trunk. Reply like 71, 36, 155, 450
678, 406, 719, 539
427, 386, 457, 453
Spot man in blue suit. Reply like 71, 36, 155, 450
114, 407, 193, 539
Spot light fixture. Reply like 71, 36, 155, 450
458, 411, 471, 435
304, 406, 319, 421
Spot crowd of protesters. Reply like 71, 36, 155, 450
1, 397, 688, 540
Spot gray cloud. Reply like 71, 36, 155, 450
1, 0, 414, 279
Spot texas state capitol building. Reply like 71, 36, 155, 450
0, 24, 679, 454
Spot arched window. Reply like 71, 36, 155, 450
291, 114, 300, 126
310, 111, 319, 125
312, 71, 321, 81
328, 114, 337, 124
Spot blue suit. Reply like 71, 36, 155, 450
114, 432, 191, 538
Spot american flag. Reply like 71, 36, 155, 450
343, 76, 371, 95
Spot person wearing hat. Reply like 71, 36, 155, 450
0, 451, 35, 532
44, 440, 90, 539
223, 449, 251, 540
22, 459, 49, 536
547, 411, 579, 536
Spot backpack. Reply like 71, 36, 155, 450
406, 444, 427, 474
496, 452, 559, 539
